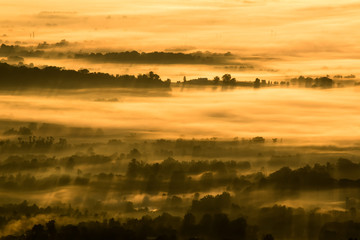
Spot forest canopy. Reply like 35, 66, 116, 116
0, 62, 170, 89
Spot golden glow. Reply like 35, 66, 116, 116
1, 2, 360, 238
1, 0, 360, 78
0, 87, 359, 141
2, 1, 360, 45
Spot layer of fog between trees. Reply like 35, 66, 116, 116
0, 121, 360, 239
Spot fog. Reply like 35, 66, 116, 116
0, 87, 359, 141
1, 0, 360, 239
2, 0, 360, 78
1, 136, 360, 239
0, 68, 359, 239
0, 86, 358, 239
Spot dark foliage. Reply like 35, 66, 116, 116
0, 212, 254, 240
0, 62, 170, 89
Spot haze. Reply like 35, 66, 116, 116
0, 87, 360, 141
1, 0, 360, 79
1, 1, 360, 240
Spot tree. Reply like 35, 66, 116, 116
254, 78, 261, 88
169, 170, 186, 194
46, 220, 57, 237
263, 234, 274, 240
147, 71, 160, 81
181, 213, 197, 236
165, 79, 171, 87
222, 74, 232, 84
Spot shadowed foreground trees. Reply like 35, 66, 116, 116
2, 198, 360, 240
10, 213, 360, 240
0, 213, 256, 240
319, 221, 360, 240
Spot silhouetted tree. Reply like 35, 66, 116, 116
254, 78, 261, 88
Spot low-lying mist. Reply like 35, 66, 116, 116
0, 87, 359, 142
0, 135, 360, 239
2, 0, 360, 238
0, 85, 360, 239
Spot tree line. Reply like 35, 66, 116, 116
0, 62, 170, 89
0, 43, 233, 65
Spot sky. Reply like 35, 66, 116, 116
1, 0, 360, 78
